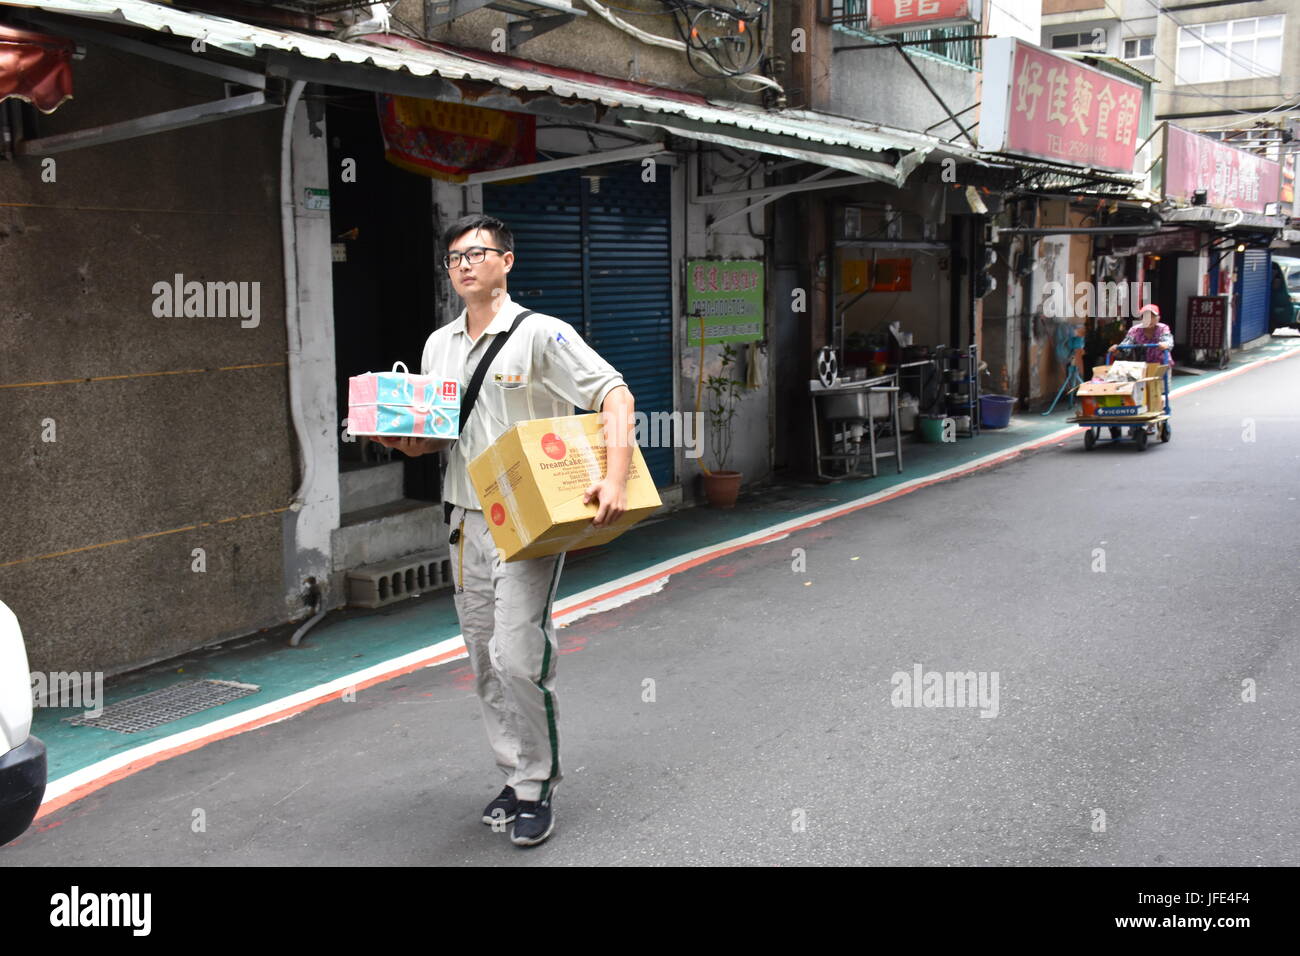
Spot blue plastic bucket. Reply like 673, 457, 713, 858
980, 394, 1015, 428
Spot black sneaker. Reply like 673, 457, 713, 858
482, 786, 517, 828
510, 797, 555, 846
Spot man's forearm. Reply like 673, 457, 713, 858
600, 386, 634, 483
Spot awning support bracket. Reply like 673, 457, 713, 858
17, 90, 284, 155
703, 167, 848, 234
423, 0, 583, 49
894, 45, 976, 148
508, 13, 578, 48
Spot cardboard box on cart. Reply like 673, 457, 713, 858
1080, 362, 1165, 416
467, 413, 662, 562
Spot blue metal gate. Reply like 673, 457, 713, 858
484, 163, 674, 486
1234, 248, 1270, 346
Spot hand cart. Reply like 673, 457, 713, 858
1067, 344, 1172, 452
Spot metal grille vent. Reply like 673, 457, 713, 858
65, 679, 260, 734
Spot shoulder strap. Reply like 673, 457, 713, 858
458, 309, 536, 436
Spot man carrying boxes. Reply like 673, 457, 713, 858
372, 214, 636, 847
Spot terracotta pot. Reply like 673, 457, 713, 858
702, 470, 742, 508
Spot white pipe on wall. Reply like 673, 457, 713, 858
280, 79, 312, 509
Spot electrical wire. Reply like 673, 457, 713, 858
1094, 0, 1296, 123
580, 0, 781, 92
658, 0, 768, 79
1155, 1, 1284, 84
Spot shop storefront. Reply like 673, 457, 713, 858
1161, 125, 1285, 351
978, 38, 1151, 406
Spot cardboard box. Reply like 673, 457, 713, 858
347, 365, 460, 438
1085, 362, 1165, 415
468, 414, 663, 562
1079, 380, 1145, 418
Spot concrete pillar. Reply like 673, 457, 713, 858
283, 99, 341, 612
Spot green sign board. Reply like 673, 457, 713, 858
686, 259, 764, 345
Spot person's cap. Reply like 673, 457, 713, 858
1137, 303, 1161, 318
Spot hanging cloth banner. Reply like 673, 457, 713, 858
0, 24, 74, 114
376, 94, 536, 183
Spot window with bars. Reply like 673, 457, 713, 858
828, 1, 981, 69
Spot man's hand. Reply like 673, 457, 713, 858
588, 384, 634, 528
584, 476, 628, 528
370, 435, 449, 457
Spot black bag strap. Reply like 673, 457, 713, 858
459, 308, 536, 436
443, 308, 536, 525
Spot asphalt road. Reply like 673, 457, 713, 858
5, 355, 1299, 866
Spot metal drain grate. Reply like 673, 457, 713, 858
65, 679, 260, 734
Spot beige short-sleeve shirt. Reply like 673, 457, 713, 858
420, 292, 627, 511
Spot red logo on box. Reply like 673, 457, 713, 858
490, 502, 505, 526
541, 433, 566, 460
442, 381, 458, 399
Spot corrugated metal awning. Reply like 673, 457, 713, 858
1165, 206, 1287, 231
0, 0, 982, 186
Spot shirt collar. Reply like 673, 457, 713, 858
449, 292, 520, 340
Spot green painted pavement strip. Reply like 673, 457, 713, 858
35, 341, 1300, 783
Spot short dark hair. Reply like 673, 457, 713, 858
442, 214, 514, 255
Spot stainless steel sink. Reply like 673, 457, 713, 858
810, 377, 894, 420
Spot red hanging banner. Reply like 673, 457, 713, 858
0, 24, 74, 114
376, 94, 536, 183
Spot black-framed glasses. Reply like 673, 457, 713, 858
443, 246, 505, 269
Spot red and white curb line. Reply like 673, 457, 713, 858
35, 342, 1300, 819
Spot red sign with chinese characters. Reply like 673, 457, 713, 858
867, 0, 980, 32
1163, 125, 1282, 215
1187, 296, 1227, 350
984, 40, 1144, 173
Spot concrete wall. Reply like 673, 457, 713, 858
1043, 0, 1106, 14
0, 49, 294, 676
829, 33, 980, 144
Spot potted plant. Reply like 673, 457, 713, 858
701, 342, 749, 508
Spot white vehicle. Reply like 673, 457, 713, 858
0, 599, 46, 846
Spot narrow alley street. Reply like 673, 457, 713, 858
6, 353, 1297, 867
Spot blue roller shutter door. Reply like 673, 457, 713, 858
583, 164, 673, 488
484, 163, 674, 486
1235, 249, 1270, 346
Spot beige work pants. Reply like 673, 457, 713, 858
447, 505, 564, 802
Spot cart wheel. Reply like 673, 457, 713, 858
1084, 429, 1097, 450
1160, 420, 1171, 443
1109, 426, 1121, 440
1134, 427, 1148, 451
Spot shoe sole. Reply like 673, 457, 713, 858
510, 816, 556, 847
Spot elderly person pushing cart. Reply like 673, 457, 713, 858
1109, 303, 1173, 364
